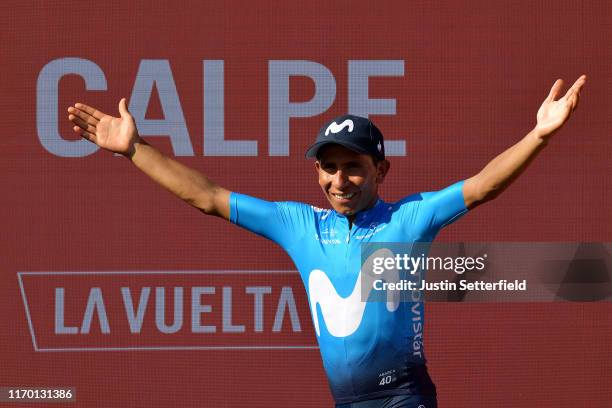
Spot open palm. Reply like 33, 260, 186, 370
536, 75, 586, 137
67, 98, 139, 156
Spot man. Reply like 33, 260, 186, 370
67, 75, 586, 407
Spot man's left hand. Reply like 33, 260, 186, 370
534, 75, 587, 139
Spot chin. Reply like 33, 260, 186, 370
334, 206, 356, 216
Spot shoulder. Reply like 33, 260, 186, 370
272, 200, 325, 229
395, 181, 466, 210
310, 204, 334, 220
394, 192, 426, 206
387, 192, 427, 214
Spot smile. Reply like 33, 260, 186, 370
331, 192, 356, 199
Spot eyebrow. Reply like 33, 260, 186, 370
320, 160, 362, 167
344, 161, 362, 167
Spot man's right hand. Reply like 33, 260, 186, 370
68, 98, 231, 219
68, 98, 140, 157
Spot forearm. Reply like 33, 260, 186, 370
465, 128, 547, 206
463, 75, 586, 208
127, 139, 226, 214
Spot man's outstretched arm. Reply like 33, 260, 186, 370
67, 99, 230, 219
463, 75, 586, 209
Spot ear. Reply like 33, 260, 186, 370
376, 160, 390, 184
314, 160, 321, 172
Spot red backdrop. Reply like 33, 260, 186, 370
2, 1, 611, 406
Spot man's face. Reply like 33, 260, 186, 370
315, 144, 389, 218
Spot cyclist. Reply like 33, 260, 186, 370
67, 75, 585, 407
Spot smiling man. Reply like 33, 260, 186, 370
308, 115, 390, 220
67, 75, 585, 408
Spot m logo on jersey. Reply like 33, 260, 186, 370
307, 248, 400, 337
325, 119, 354, 136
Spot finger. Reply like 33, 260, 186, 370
572, 89, 581, 110
73, 125, 97, 143
74, 102, 106, 120
546, 79, 564, 102
118, 98, 131, 119
562, 75, 587, 101
67, 106, 99, 126
562, 84, 578, 101
68, 114, 97, 134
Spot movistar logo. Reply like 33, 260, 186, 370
325, 119, 354, 136
307, 249, 400, 337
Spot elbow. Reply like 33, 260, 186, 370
190, 195, 216, 215
190, 185, 224, 216
465, 177, 502, 209
480, 185, 503, 203
182, 188, 213, 214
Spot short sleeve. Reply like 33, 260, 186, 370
229, 192, 313, 250
419, 180, 468, 230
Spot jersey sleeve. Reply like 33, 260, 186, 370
229, 192, 312, 251
419, 180, 468, 230
398, 180, 468, 238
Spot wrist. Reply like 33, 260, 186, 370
530, 127, 551, 146
126, 136, 145, 160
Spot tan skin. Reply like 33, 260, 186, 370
315, 144, 390, 224
66, 75, 586, 219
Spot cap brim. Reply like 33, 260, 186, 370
305, 140, 372, 159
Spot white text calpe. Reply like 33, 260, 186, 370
54, 286, 302, 334
37, 58, 406, 157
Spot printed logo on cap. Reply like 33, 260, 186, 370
325, 119, 354, 136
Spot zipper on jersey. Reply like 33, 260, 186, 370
343, 215, 355, 400
344, 217, 353, 273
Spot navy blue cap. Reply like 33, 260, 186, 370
305, 114, 385, 161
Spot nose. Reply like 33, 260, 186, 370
331, 169, 350, 190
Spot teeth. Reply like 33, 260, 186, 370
332, 192, 355, 199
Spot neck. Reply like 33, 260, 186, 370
347, 195, 380, 227
348, 215, 355, 228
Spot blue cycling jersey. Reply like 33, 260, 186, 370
229, 181, 468, 404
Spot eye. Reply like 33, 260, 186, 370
321, 163, 336, 173
344, 162, 364, 174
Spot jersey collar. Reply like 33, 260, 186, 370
333, 198, 385, 224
